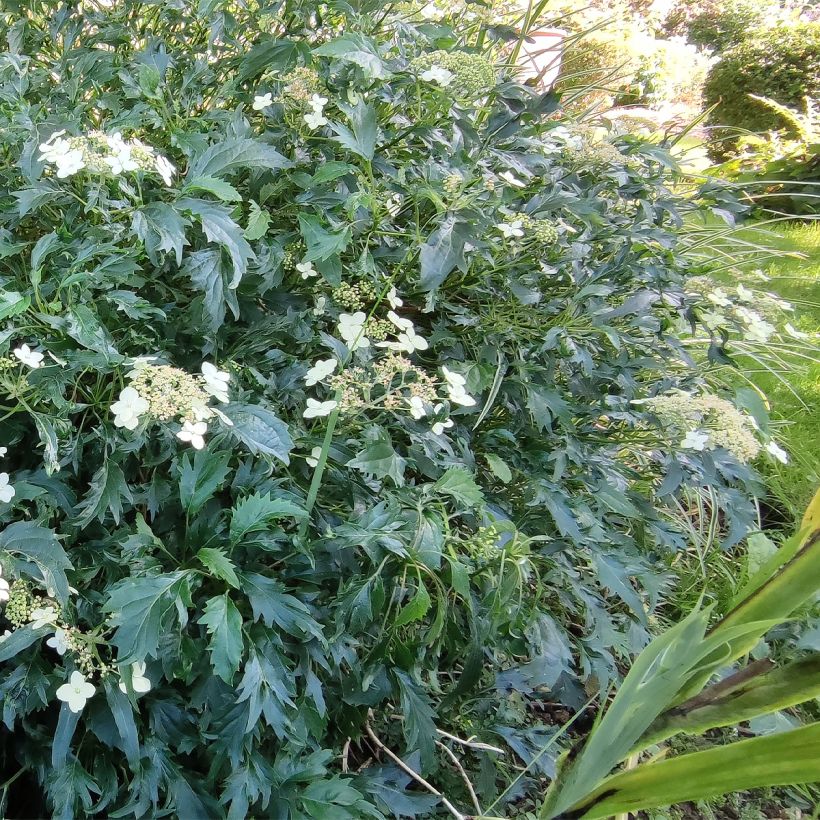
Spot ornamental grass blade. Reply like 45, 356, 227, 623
564, 722, 820, 819
538, 607, 712, 819
639, 654, 820, 749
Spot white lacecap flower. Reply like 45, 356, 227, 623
0, 577, 9, 603
496, 221, 524, 239
784, 323, 809, 340
303, 110, 328, 129
337, 312, 370, 351
386, 310, 413, 332
111, 386, 149, 430
201, 362, 230, 403
701, 310, 727, 330
408, 396, 426, 420
303, 398, 337, 419
707, 289, 731, 307
386, 287, 402, 309
420, 65, 454, 86
119, 661, 151, 694
13, 344, 44, 369
297, 261, 318, 279
55, 149, 86, 178
46, 628, 70, 656
432, 417, 454, 435
38, 130, 68, 162
736, 284, 754, 302
441, 368, 476, 406
304, 358, 337, 387
313, 296, 327, 316
765, 440, 789, 464
30, 606, 57, 630
499, 170, 526, 188
154, 155, 175, 186
177, 421, 208, 450
56, 671, 96, 713
252, 92, 273, 111
0, 447, 7, 457
306, 446, 322, 468
309, 94, 328, 112
0, 473, 14, 504
681, 429, 710, 451
377, 330, 428, 355
105, 141, 139, 174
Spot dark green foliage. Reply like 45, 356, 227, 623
703, 23, 820, 158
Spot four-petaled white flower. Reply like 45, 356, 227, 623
432, 416, 454, 435
47, 628, 70, 656
56, 671, 96, 713
201, 362, 230, 403
0, 473, 14, 504
306, 446, 323, 468
111, 386, 149, 430
177, 420, 208, 450
13, 344, 44, 369
304, 358, 337, 387
253, 93, 273, 111
408, 396, 426, 420
496, 220, 524, 239
154, 155, 175, 186
420, 65, 454, 86
0, 566, 9, 603
681, 430, 710, 451
304, 110, 328, 129
309, 94, 328, 111
784, 322, 809, 340
104, 135, 139, 174
297, 261, 318, 279
313, 296, 327, 316
38, 130, 69, 163
442, 366, 476, 407
303, 398, 338, 419
0, 447, 7, 457
736, 284, 754, 302
766, 440, 789, 464
119, 661, 152, 694
387, 286, 403, 309
30, 605, 57, 630
337, 312, 370, 351
39, 131, 87, 178
707, 289, 731, 307
499, 170, 526, 188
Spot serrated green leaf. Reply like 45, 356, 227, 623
485, 453, 512, 483
298, 214, 351, 262
229, 492, 305, 545
76, 462, 133, 528
394, 584, 431, 627
185, 175, 243, 202
347, 441, 406, 487
243, 200, 270, 240
418, 216, 471, 291
131, 202, 190, 266
178, 450, 231, 516
0, 290, 30, 321
0, 521, 72, 605
104, 572, 191, 664
241, 572, 324, 640
196, 547, 240, 588
331, 101, 378, 161
181, 248, 239, 332
313, 34, 389, 79
187, 137, 291, 179
432, 467, 484, 508
223, 403, 293, 464
198, 594, 244, 683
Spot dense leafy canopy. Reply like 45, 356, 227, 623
0, 1, 766, 817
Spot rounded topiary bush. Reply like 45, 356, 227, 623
703, 23, 820, 158
0, 1, 780, 817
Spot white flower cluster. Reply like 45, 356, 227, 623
0, 445, 14, 504
110, 359, 232, 450
303, 94, 328, 130
39, 130, 175, 185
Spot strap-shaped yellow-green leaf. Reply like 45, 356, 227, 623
566, 722, 820, 819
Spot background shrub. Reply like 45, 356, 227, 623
663, 0, 777, 52
703, 23, 820, 158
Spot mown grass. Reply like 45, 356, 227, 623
713, 220, 820, 521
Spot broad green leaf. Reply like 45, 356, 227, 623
178, 450, 231, 516
198, 594, 244, 683
238, 38, 303, 82
131, 202, 190, 266
178, 197, 254, 286
310, 161, 357, 186
104, 572, 191, 664
187, 137, 291, 179
394, 584, 431, 627
300, 777, 369, 817
196, 547, 240, 588
0, 290, 30, 321
222, 403, 293, 464
331, 100, 378, 161
181, 248, 239, 332
418, 216, 470, 291
229, 492, 305, 546
0, 521, 72, 605
298, 214, 351, 262
65, 305, 119, 357
104, 680, 140, 766
243, 200, 270, 240
0, 624, 48, 663
184, 175, 243, 202
432, 467, 484, 508
76, 462, 133, 528
313, 34, 389, 79
240, 572, 324, 640
745, 532, 778, 577
560, 723, 820, 819
347, 441, 406, 487
395, 671, 437, 766
485, 453, 512, 483
31, 230, 59, 274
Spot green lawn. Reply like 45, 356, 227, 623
715, 220, 820, 519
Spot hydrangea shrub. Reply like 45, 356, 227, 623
0, 2, 784, 816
